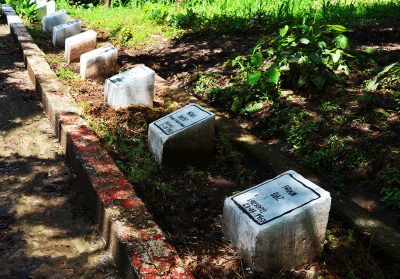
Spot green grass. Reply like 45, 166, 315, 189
53, 0, 400, 48
58, 3, 179, 48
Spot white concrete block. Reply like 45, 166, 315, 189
104, 65, 155, 109
223, 170, 331, 272
80, 44, 118, 81
65, 30, 97, 64
52, 20, 81, 47
42, 10, 67, 32
148, 103, 215, 166
36, 0, 55, 21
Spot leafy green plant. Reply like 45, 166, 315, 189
6, 0, 37, 22
154, 180, 175, 197
381, 188, 400, 210
240, 19, 351, 91
143, 3, 171, 24
210, 19, 352, 114
364, 62, 400, 91
379, 164, 400, 187
56, 68, 80, 81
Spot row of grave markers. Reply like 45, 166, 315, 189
36, 1, 332, 273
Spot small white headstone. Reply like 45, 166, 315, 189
148, 103, 215, 166
104, 65, 155, 109
223, 170, 331, 272
65, 30, 97, 64
52, 20, 81, 47
42, 10, 67, 32
36, 0, 55, 21
80, 44, 118, 81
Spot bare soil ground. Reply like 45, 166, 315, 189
0, 23, 119, 279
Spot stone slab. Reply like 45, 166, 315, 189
80, 44, 118, 81
36, 0, 55, 21
223, 170, 331, 272
52, 19, 81, 47
105, 65, 155, 108
42, 10, 67, 33
148, 103, 215, 166
65, 30, 96, 64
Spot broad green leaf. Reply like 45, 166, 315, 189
298, 75, 306, 88
242, 102, 264, 114
365, 62, 398, 90
299, 38, 310, 45
266, 67, 281, 85
266, 47, 274, 56
363, 47, 374, 54
312, 75, 326, 91
376, 62, 398, 78
279, 25, 289, 37
230, 96, 243, 113
247, 71, 262, 86
326, 24, 352, 33
250, 53, 263, 68
365, 79, 379, 90
335, 34, 350, 50
318, 41, 327, 49
337, 64, 350, 75
331, 49, 341, 63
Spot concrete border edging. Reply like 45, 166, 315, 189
2, 5, 193, 279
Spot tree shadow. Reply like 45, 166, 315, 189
0, 25, 119, 276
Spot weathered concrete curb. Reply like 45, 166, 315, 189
155, 78, 400, 262
2, 5, 193, 278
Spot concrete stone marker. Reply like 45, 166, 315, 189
36, 0, 55, 21
80, 44, 118, 81
52, 20, 81, 47
104, 65, 155, 109
223, 170, 331, 272
42, 10, 67, 32
148, 103, 215, 166
65, 30, 97, 64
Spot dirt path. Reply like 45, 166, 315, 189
0, 23, 119, 278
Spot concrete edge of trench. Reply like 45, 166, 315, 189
2, 3, 400, 274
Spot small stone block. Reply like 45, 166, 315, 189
36, 0, 55, 21
148, 103, 215, 166
65, 30, 97, 64
80, 44, 118, 81
42, 10, 67, 32
104, 65, 155, 109
52, 20, 81, 47
223, 170, 331, 272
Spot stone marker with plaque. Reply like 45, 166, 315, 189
65, 30, 97, 64
52, 20, 81, 47
80, 44, 118, 81
36, 0, 55, 21
223, 170, 331, 272
148, 103, 215, 166
42, 10, 67, 33
104, 65, 155, 109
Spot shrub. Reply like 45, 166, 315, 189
209, 19, 352, 114
6, 0, 37, 22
